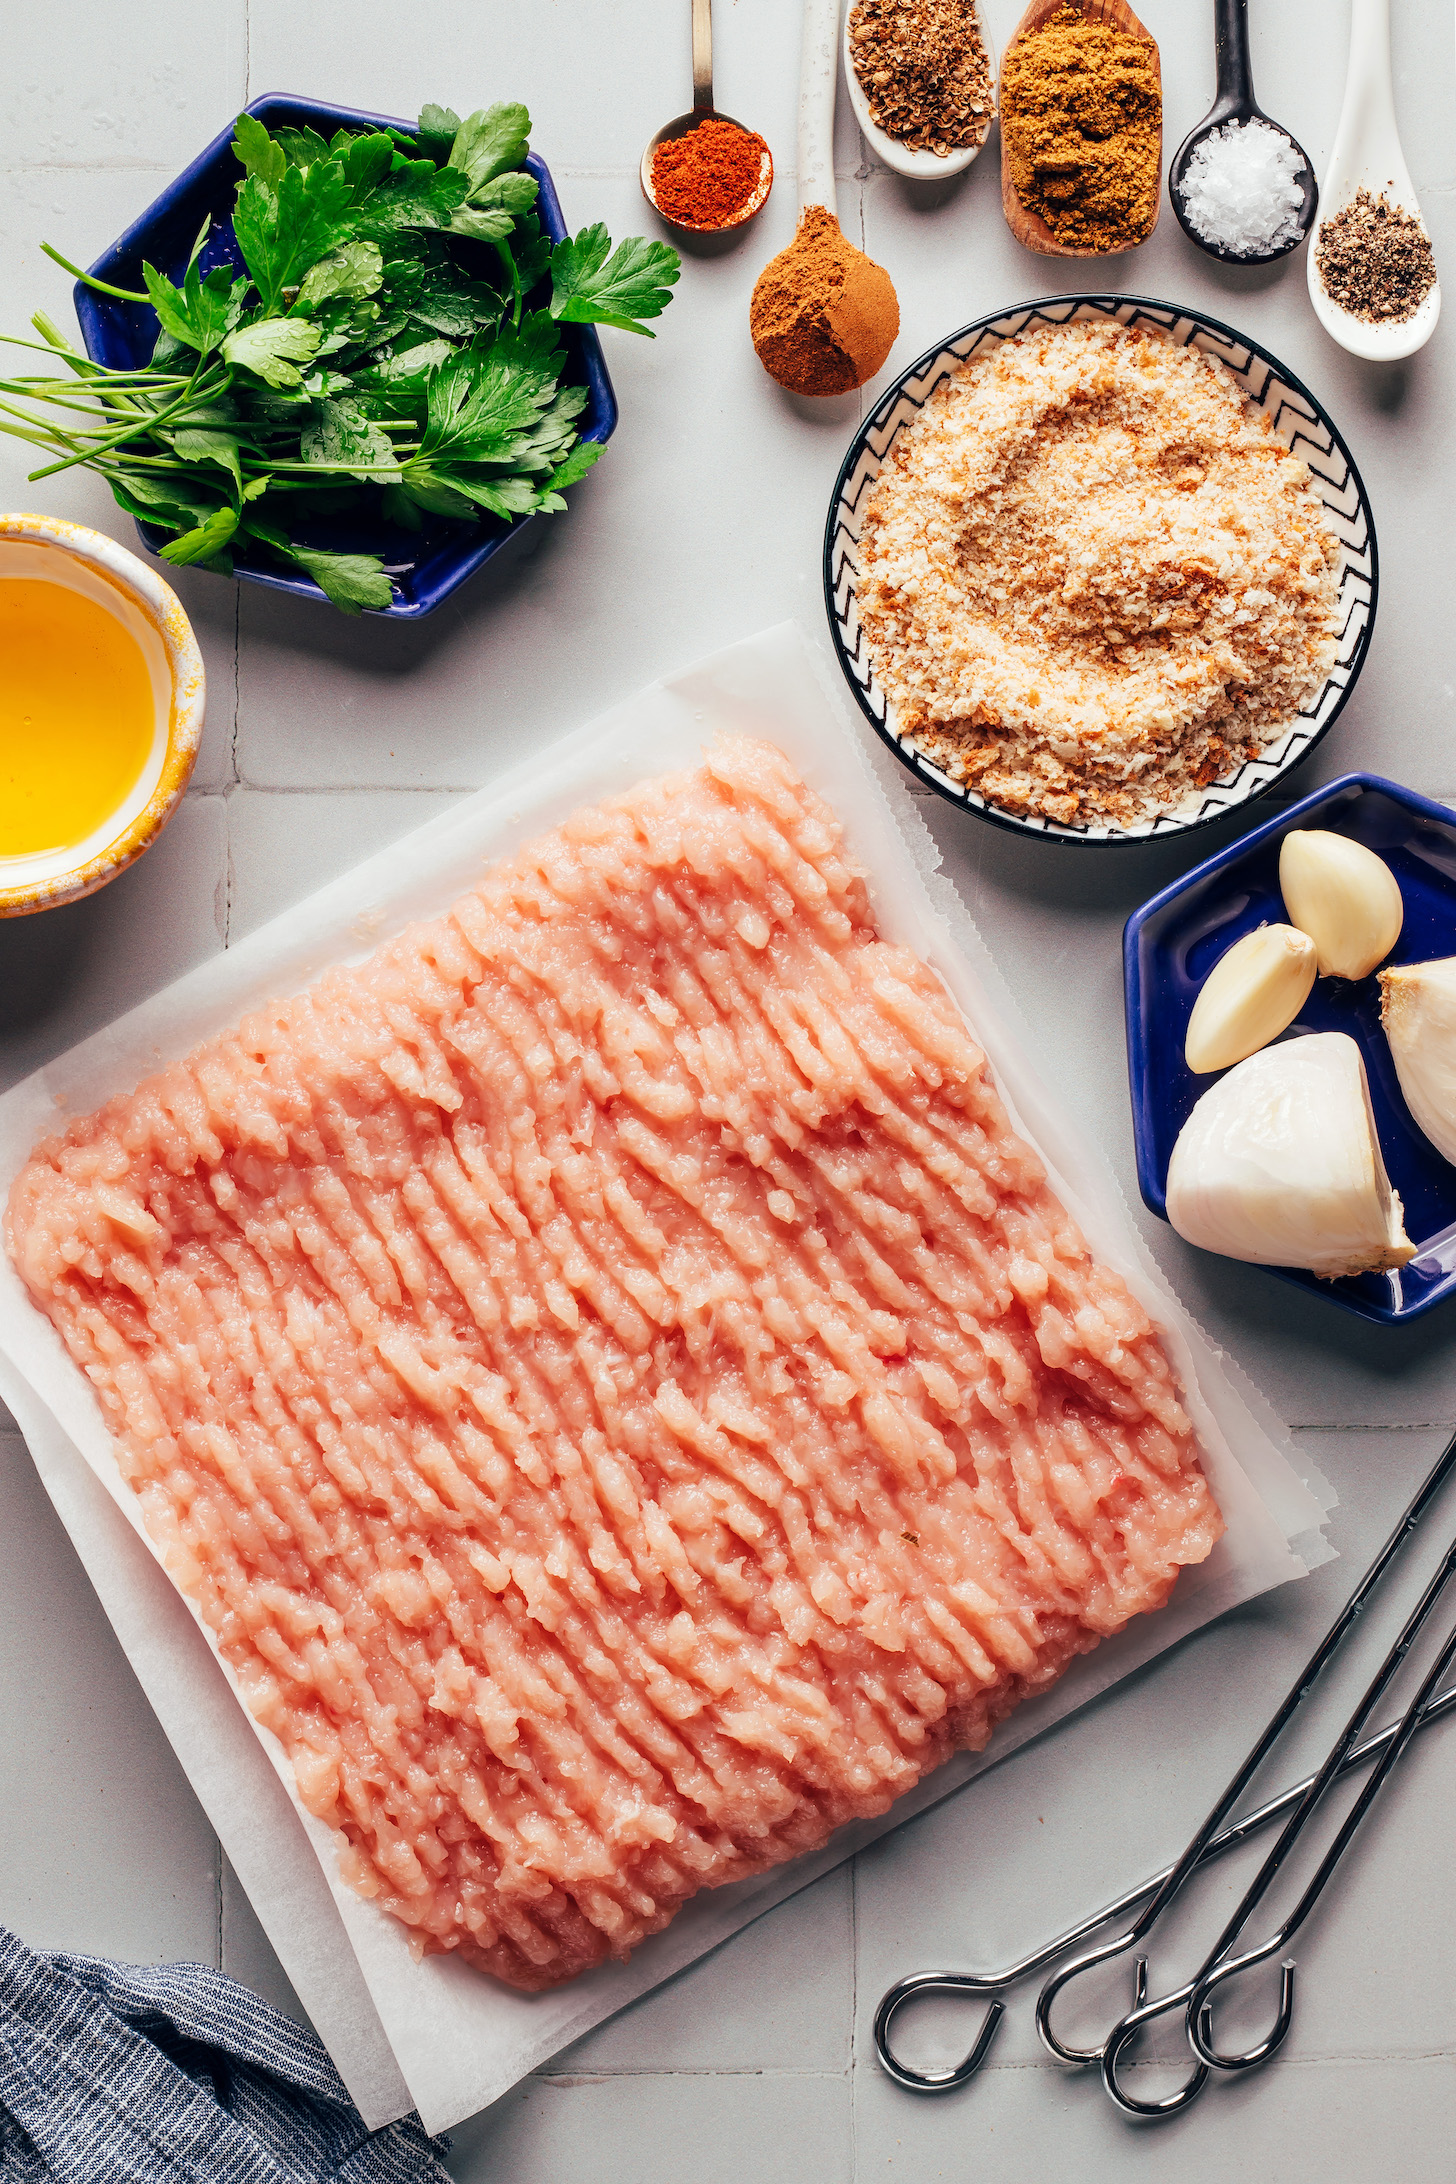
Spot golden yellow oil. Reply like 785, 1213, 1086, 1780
0, 578, 155, 858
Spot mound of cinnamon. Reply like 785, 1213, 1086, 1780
750, 207, 899, 396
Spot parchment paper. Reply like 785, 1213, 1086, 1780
0, 623, 1333, 2136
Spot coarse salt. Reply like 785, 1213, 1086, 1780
1178, 118, 1305, 258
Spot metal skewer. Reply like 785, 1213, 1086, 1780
873, 1674, 1456, 2092
1098, 1527, 1456, 2116
873, 1428, 1456, 2099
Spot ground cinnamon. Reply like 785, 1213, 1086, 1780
1001, 4, 1161, 252
650, 117, 770, 230
750, 208, 899, 397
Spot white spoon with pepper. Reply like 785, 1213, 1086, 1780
1307, 0, 1439, 361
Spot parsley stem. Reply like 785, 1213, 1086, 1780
26, 374, 226, 478
0, 338, 188, 381
41, 243, 150, 304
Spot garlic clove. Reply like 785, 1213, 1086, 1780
1166, 1031, 1415, 1278
1184, 923, 1317, 1074
1379, 956, 1456, 1165
1278, 829, 1404, 979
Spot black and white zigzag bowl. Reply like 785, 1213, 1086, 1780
823, 294, 1379, 847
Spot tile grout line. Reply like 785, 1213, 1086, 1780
218, 0, 248, 1955
223, 787, 235, 949
848, 1852, 859, 2181
526, 2051, 1456, 2079
230, 586, 241, 790
230, 782, 478, 795
534, 2067, 875, 2082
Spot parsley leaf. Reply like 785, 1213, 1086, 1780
223, 316, 323, 386
351, 160, 470, 241
536, 436, 603, 511
160, 504, 240, 567
280, 545, 394, 612
141, 259, 238, 357
169, 426, 245, 501
414, 328, 559, 466
295, 239, 384, 310
299, 395, 400, 480
233, 161, 353, 312
448, 103, 530, 190
108, 471, 223, 533
274, 124, 331, 170
415, 104, 463, 165
450, 171, 539, 244
233, 113, 286, 192
335, 132, 396, 201
550, 225, 680, 334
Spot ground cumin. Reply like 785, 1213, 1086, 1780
650, 117, 770, 230
1001, 5, 1161, 252
749, 207, 899, 397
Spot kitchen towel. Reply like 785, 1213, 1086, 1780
0, 1926, 450, 2182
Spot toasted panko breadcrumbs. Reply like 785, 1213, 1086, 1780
857, 322, 1341, 829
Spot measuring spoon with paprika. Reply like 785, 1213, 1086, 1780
641, 0, 773, 234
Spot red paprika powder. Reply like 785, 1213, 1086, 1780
650, 116, 772, 230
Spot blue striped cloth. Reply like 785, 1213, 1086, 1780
0, 1925, 452, 2182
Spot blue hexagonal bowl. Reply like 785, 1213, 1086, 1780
74, 93, 619, 619
1125, 772, 1456, 1325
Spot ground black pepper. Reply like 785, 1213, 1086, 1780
1315, 188, 1436, 323
847, 0, 993, 156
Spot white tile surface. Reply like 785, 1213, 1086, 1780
3, 0, 1456, 2176
0, 0, 246, 169
0, 1431, 219, 1963
0, 792, 227, 1095
854, 2056, 1456, 2184
445, 2069, 853, 2184
224, 787, 467, 935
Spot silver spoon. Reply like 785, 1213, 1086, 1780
1169, 0, 1316, 265
640, 0, 773, 235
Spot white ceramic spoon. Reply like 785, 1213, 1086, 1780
841, 0, 996, 180
1307, 0, 1439, 361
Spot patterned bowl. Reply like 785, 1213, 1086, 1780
823, 293, 1378, 847
0, 514, 205, 918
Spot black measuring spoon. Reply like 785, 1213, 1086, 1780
1169, 0, 1317, 265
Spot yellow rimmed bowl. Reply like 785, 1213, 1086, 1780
0, 514, 205, 918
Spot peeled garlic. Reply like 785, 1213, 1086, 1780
1279, 830, 1403, 979
1184, 924, 1316, 1073
1166, 1031, 1414, 1278
1380, 956, 1456, 1165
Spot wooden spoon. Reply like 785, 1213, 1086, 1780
1000, 0, 1162, 257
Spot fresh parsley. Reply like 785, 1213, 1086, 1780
0, 101, 680, 613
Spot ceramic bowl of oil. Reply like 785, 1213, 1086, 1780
0, 514, 205, 917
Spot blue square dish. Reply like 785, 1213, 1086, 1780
73, 94, 618, 619
1125, 773, 1456, 1326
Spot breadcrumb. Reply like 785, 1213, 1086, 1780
857, 322, 1341, 829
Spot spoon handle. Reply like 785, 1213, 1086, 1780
692, 0, 714, 116
799, 0, 838, 217
1211, 0, 1256, 119
1330, 0, 1397, 191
